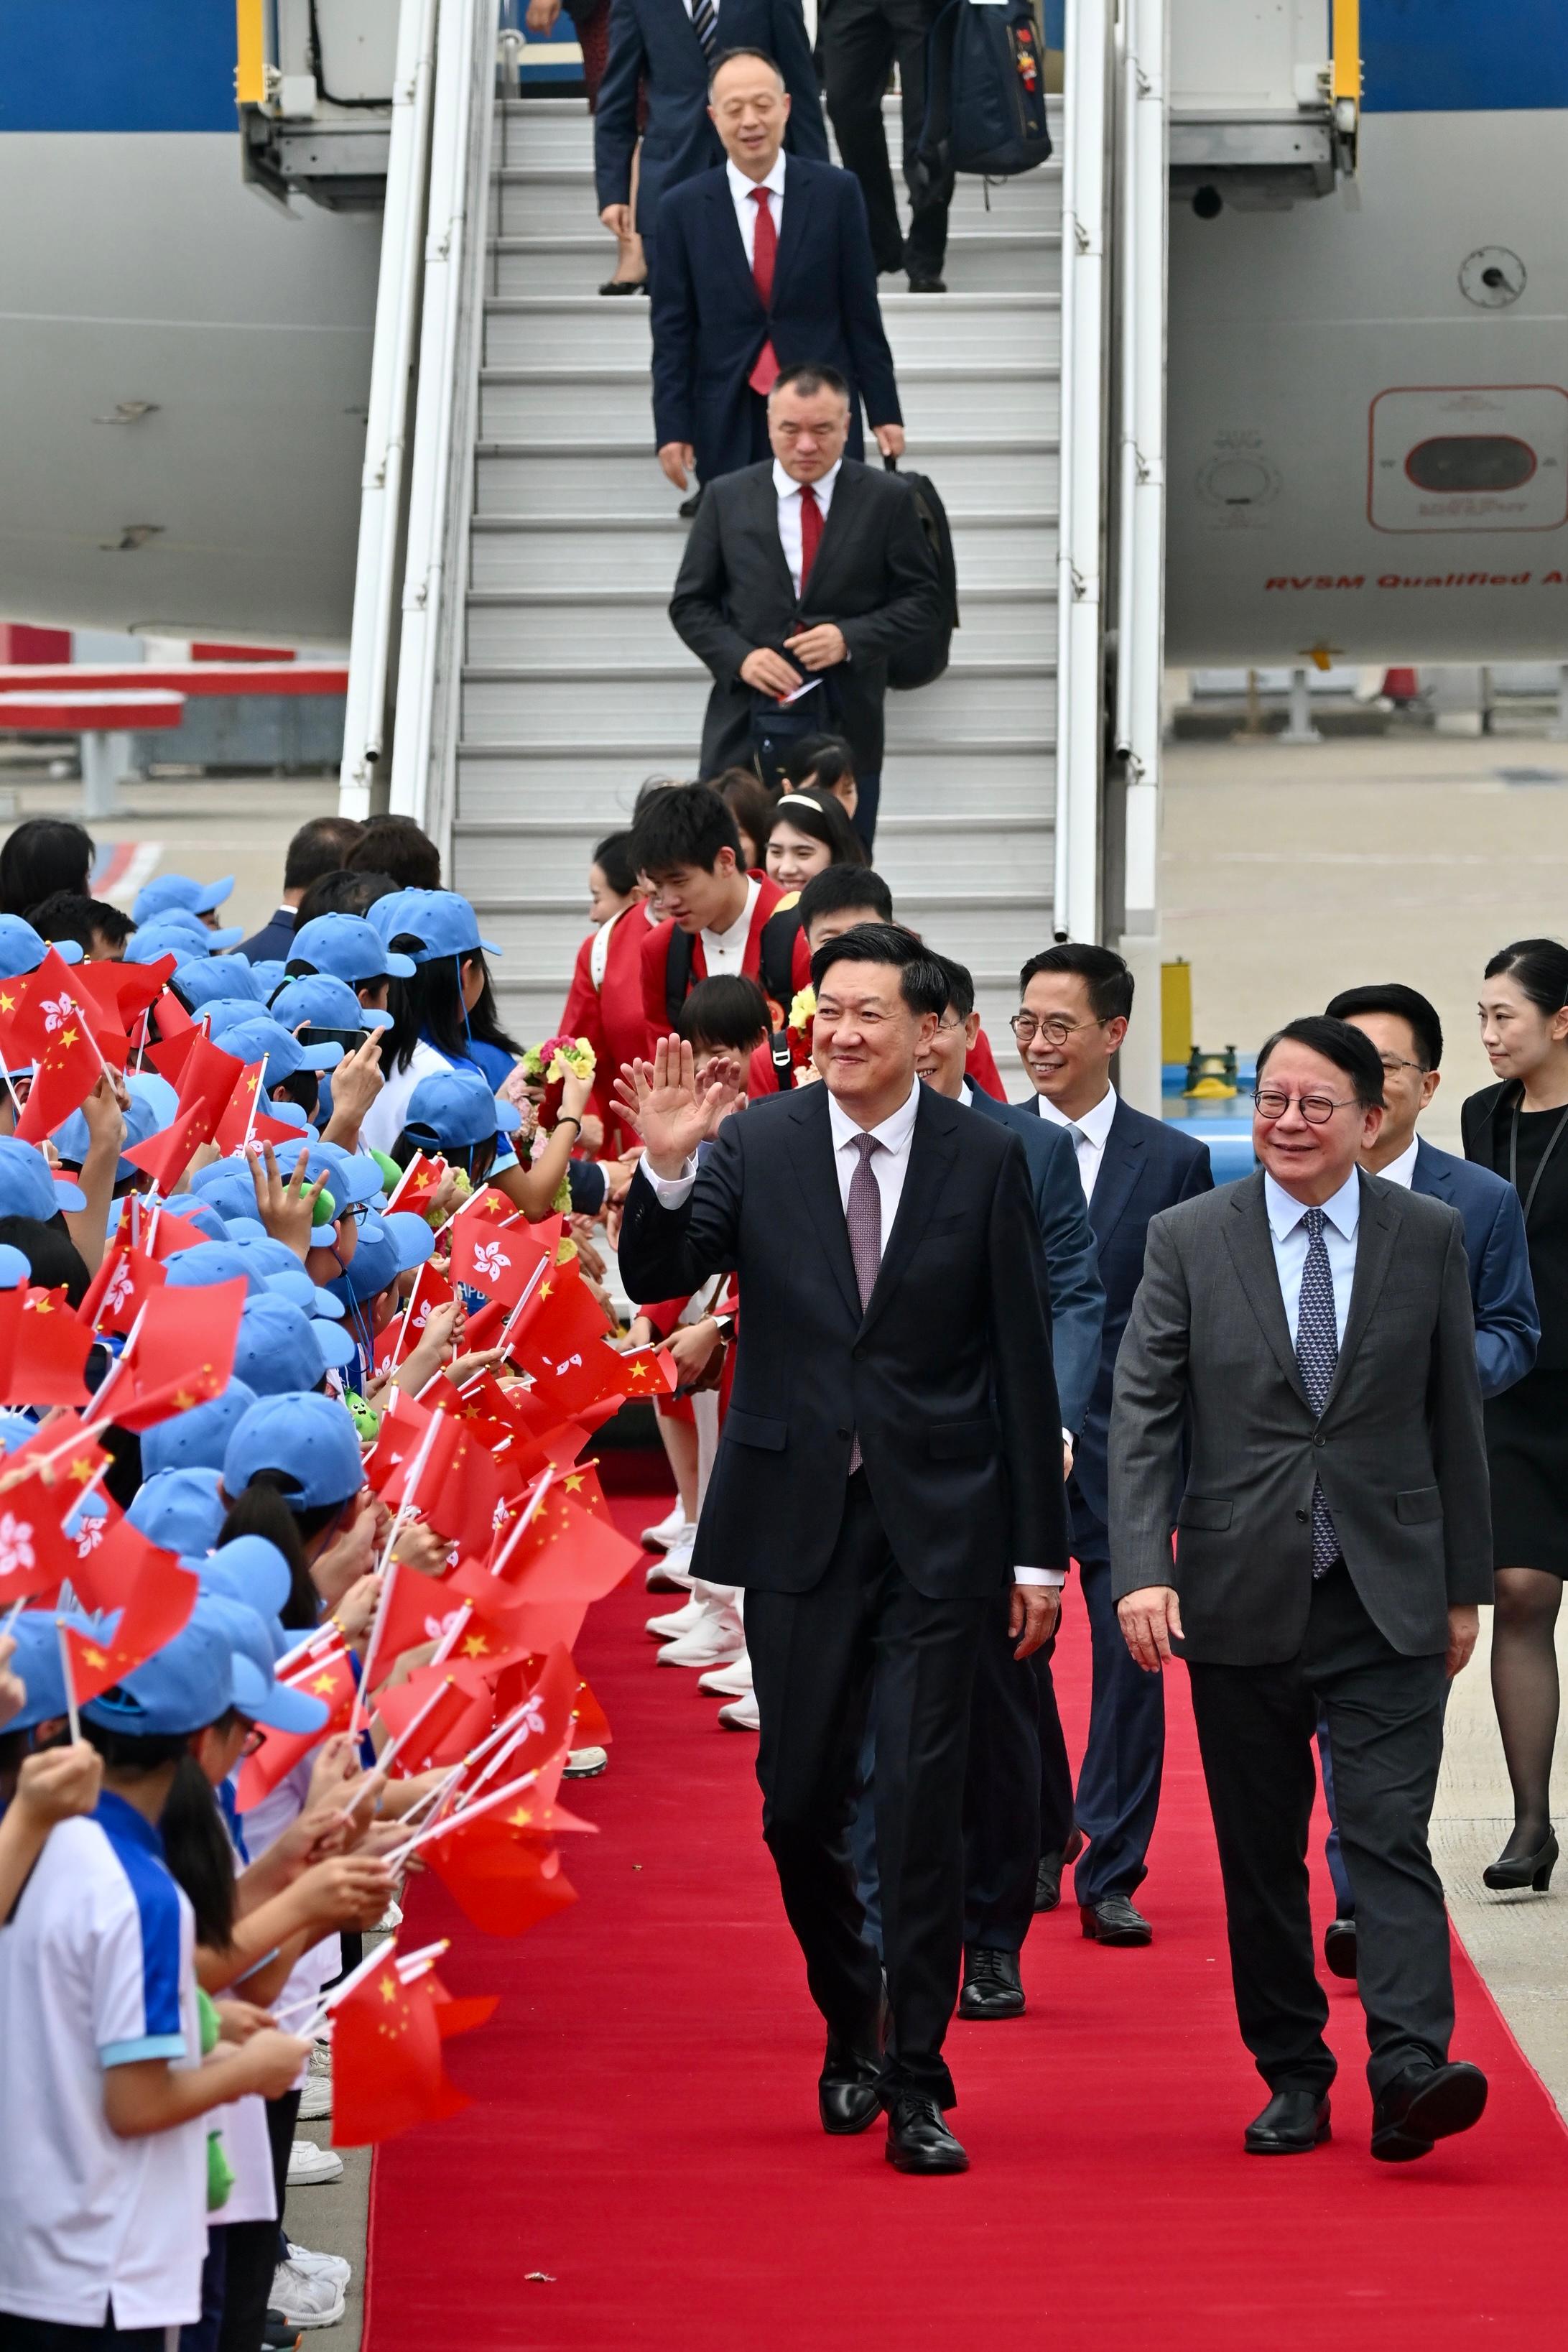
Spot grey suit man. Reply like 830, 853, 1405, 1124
1109, 1015, 1493, 2165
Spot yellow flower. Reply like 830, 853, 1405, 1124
788, 985, 817, 1034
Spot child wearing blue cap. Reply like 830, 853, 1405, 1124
0, 1611, 312, 2347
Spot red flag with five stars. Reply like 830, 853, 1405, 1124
14, 1020, 105, 1144
386, 1153, 447, 1216
373, 1659, 494, 1772
236, 1647, 358, 1810
101, 1276, 246, 1432
328, 1950, 462, 2146
60, 1537, 200, 1705
0, 1285, 94, 1407
123, 1033, 249, 1192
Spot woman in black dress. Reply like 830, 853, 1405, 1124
1463, 937, 1568, 1892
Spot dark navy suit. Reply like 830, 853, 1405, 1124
651, 157, 901, 486
960, 1086, 1105, 1951
593, 0, 827, 275
1040, 1093, 1213, 1908
1319, 1132, 1538, 1915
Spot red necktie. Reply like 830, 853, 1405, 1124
747, 186, 779, 397
798, 483, 822, 595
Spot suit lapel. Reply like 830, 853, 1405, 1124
801, 463, 864, 614
706, 170, 762, 314
1087, 1099, 1144, 1251
784, 1085, 860, 1321
856, 1089, 961, 1345
771, 159, 815, 306
1320, 1172, 1399, 1414
748, 463, 799, 607
1221, 1173, 1311, 1407
1412, 1137, 1452, 1202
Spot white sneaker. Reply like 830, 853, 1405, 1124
718, 1689, 761, 1731
640, 1500, 687, 1550
563, 1745, 607, 1777
287, 2243, 351, 2289
657, 1601, 746, 1670
271, 2256, 346, 2329
287, 2139, 344, 2187
697, 1652, 753, 1697
646, 1526, 697, 1593
646, 1594, 706, 1642
297, 2072, 333, 2121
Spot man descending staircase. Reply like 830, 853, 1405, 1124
453, 93, 1059, 1078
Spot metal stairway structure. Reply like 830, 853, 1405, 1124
396, 84, 1064, 1068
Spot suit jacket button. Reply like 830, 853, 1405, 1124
1313, 1434, 1326, 1448
837, 1427, 851, 1439
1295, 1508, 1308, 1523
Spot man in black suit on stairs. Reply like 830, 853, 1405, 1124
668, 361, 941, 844
1013, 943, 1213, 1942
616, 923, 1069, 2174
651, 47, 904, 501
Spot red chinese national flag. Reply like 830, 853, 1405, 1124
237, 1648, 356, 1809
124, 1033, 248, 1192
14, 1022, 103, 1144
329, 1951, 459, 2146
613, 1343, 678, 1399
60, 1540, 200, 1705
373, 1660, 493, 1771
386, 1153, 447, 1216
376, 1409, 508, 1564
488, 1488, 640, 1607
508, 1260, 626, 1419
78, 1237, 167, 1337
104, 1277, 246, 1432
422, 1815, 578, 1940
0, 1286, 93, 1407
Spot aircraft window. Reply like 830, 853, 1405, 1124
1404, 437, 1537, 494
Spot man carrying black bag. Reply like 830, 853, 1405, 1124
668, 363, 945, 848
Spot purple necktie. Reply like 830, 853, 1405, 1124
845, 1133, 883, 1470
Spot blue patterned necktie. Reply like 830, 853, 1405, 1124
1294, 1205, 1341, 1577
690, 0, 718, 55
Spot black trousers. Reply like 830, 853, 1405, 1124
1187, 1567, 1452, 2100
214, 2087, 302, 2352
818, 0, 955, 279
746, 1470, 988, 2106
1032, 1624, 1075, 1856
962, 1598, 1041, 1952
1070, 1497, 1164, 1904
0, 2321, 164, 2350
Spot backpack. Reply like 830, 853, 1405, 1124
662, 899, 799, 1029
918, 0, 1053, 185
883, 458, 959, 691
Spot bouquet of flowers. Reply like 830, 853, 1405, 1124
517, 1032, 595, 1134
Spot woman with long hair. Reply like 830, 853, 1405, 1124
1463, 936, 1568, 1891
1, 815, 93, 916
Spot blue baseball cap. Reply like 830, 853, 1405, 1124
80, 1598, 238, 1737
210, 1230, 348, 1321
194, 1533, 292, 1624
403, 1065, 521, 1150
289, 912, 415, 986
162, 1241, 268, 1298
126, 914, 245, 961
52, 1090, 162, 1183
233, 1292, 358, 1393
186, 1164, 263, 1230
139, 1379, 259, 1478
126, 1070, 179, 1129
6, 1610, 70, 1731
132, 874, 234, 925
127, 1466, 228, 1558
249, 960, 287, 997
269, 973, 392, 1035
0, 915, 82, 976
172, 958, 266, 1011
166, 1196, 230, 1246
182, 997, 276, 1042
224, 1392, 365, 1511
368, 888, 499, 962
193, 1590, 328, 1733
0, 1407, 37, 1451
0, 1135, 86, 1218
0, 1248, 31, 1293
326, 1208, 435, 1308
205, 1014, 341, 1084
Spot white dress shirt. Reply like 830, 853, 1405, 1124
1034, 1082, 1118, 1205
726, 152, 784, 269
700, 874, 761, 976
1373, 1136, 1419, 1191
1264, 1165, 1360, 1346
774, 456, 842, 599
646, 1080, 1061, 1583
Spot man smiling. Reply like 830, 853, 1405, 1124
616, 922, 1066, 2174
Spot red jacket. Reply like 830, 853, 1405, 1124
640, 872, 788, 1032
747, 1022, 1009, 1099
559, 902, 657, 1152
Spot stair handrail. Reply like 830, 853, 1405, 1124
1053, 0, 1114, 947
388, 0, 501, 843
339, 0, 441, 818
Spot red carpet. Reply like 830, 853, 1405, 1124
365, 1490, 1568, 2352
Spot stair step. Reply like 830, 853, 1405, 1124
453, 744, 1054, 823
475, 439, 1059, 516
494, 166, 1061, 239
477, 362, 1057, 442
468, 510, 1055, 592
464, 585, 1052, 666
488, 227, 1059, 297
482, 291, 1060, 368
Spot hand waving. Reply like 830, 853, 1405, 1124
614, 1036, 730, 1177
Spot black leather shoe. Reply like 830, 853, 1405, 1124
1323, 1917, 1358, 1979
598, 275, 649, 296
958, 1946, 1024, 2019
907, 274, 947, 293
1080, 1894, 1152, 1946
1482, 1828, 1557, 1891
1033, 1824, 1085, 1912
1371, 2060, 1488, 2162
818, 2038, 882, 2136
885, 2093, 969, 2174
1244, 2089, 1331, 2154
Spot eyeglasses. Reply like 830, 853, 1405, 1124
1253, 1088, 1359, 1126
935, 1013, 965, 1033
1009, 1012, 1099, 1046
1377, 1054, 1427, 1075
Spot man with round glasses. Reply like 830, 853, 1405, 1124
1108, 1014, 1493, 2165
1008, 945, 1212, 1943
